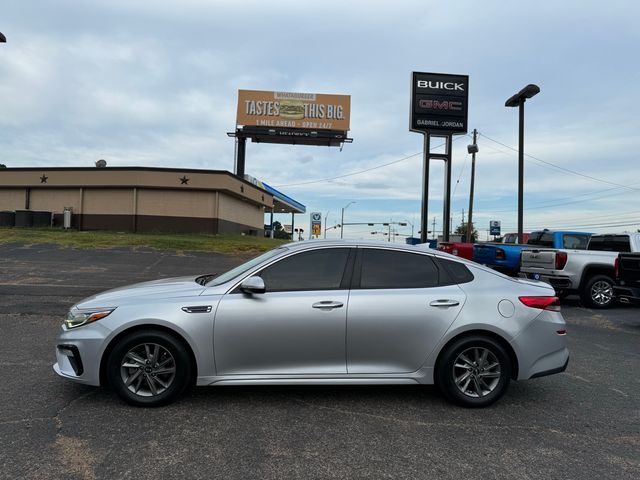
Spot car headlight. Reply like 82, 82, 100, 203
65, 308, 115, 329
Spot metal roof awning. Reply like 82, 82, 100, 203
261, 181, 306, 214
243, 174, 305, 214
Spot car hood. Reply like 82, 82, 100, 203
76, 276, 207, 308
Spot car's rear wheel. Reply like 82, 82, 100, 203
107, 330, 192, 407
581, 274, 615, 309
436, 335, 511, 408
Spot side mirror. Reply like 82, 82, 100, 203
240, 276, 266, 294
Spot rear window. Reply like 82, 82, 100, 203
588, 235, 631, 252
528, 231, 554, 247
563, 234, 590, 250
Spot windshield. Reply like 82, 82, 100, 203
206, 247, 286, 286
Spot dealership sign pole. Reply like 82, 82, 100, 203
410, 72, 469, 243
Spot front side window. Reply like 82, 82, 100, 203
359, 249, 438, 289
259, 248, 351, 292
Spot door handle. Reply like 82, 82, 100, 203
429, 299, 460, 308
312, 301, 344, 309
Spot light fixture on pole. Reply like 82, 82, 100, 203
505, 84, 540, 244
340, 201, 355, 239
0, 32, 6, 43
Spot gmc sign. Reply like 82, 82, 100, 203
410, 72, 469, 134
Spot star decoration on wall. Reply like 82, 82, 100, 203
240, 185, 244, 193
40, 174, 48, 183
179, 176, 189, 185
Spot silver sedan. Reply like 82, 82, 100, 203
53, 241, 569, 408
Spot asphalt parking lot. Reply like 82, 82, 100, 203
0, 243, 638, 480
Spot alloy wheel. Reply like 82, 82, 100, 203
452, 347, 501, 398
590, 280, 613, 306
120, 343, 176, 397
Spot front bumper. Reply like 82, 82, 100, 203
510, 310, 570, 380
53, 322, 111, 386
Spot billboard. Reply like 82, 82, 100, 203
237, 90, 351, 132
410, 72, 469, 134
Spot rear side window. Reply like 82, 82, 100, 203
563, 234, 590, 249
436, 258, 474, 285
588, 236, 631, 252
359, 249, 438, 289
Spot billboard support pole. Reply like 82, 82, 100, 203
442, 134, 453, 242
236, 136, 246, 178
420, 134, 430, 244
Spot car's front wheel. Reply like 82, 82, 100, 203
436, 335, 512, 408
107, 329, 193, 407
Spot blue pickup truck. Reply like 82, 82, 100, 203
473, 229, 592, 276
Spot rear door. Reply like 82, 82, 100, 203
346, 248, 466, 374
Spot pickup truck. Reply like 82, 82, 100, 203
473, 229, 591, 276
614, 252, 640, 306
520, 233, 640, 309
438, 232, 527, 261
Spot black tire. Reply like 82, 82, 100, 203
435, 335, 512, 408
580, 274, 615, 309
107, 329, 193, 407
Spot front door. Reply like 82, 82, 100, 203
214, 247, 353, 375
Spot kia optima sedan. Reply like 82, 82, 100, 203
54, 241, 569, 408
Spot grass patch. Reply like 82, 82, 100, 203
0, 227, 287, 254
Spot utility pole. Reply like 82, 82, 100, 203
324, 211, 330, 239
432, 217, 436, 238
467, 128, 478, 243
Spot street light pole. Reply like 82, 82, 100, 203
506, 84, 540, 245
340, 201, 355, 239
466, 129, 478, 243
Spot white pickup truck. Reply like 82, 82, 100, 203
520, 233, 640, 309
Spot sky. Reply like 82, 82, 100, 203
1, 0, 639, 240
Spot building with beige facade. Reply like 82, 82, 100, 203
0, 167, 305, 235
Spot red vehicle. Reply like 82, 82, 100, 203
437, 242, 474, 260
438, 233, 529, 261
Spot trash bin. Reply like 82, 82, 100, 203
32, 211, 52, 227
14, 210, 33, 227
0, 211, 15, 227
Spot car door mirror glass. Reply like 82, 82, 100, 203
240, 276, 266, 294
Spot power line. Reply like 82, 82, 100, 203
478, 132, 640, 192
274, 136, 466, 188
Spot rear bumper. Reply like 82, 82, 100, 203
529, 356, 569, 379
510, 310, 569, 380
519, 271, 577, 290
614, 285, 640, 305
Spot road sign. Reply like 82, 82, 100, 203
490, 220, 501, 236
310, 212, 322, 237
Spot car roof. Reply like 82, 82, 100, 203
281, 239, 450, 256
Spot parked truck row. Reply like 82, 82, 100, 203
436, 229, 640, 309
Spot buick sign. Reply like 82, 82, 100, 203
410, 72, 469, 134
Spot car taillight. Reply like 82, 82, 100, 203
614, 257, 620, 279
555, 251, 568, 270
519, 296, 561, 312
496, 248, 506, 261
452, 248, 458, 256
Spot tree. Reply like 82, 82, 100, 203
271, 221, 291, 240
454, 221, 479, 242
